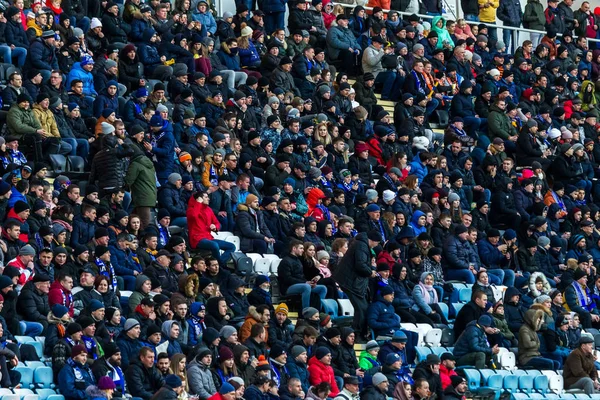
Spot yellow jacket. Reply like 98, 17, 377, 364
478, 0, 499, 23
26, 20, 43, 37
32, 104, 60, 138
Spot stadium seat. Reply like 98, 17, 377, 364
502, 372, 519, 392
458, 288, 471, 303
270, 258, 281, 274
337, 299, 354, 317
262, 254, 279, 262
67, 156, 85, 173
15, 336, 35, 345
225, 236, 240, 250
480, 369, 501, 390
414, 324, 433, 346
1, 395, 19, 400
246, 253, 263, 266
452, 303, 465, 315
437, 303, 449, 321
512, 394, 530, 400
547, 374, 564, 394
25, 361, 45, 369
518, 374, 535, 394
34, 389, 56, 400
498, 351, 517, 370
14, 366, 33, 388
415, 347, 432, 363
212, 231, 233, 240
462, 369, 481, 393
253, 258, 271, 275
22, 395, 39, 400
320, 299, 338, 317
424, 328, 442, 347
29, 342, 44, 360
34, 366, 54, 389
0, 390, 12, 397
13, 389, 34, 398
492, 285, 506, 303
46, 396, 65, 400
430, 347, 447, 357
533, 374, 549, 394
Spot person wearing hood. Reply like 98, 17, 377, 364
430, 16, 454, 49
128, 274, 152, 314
519, 308, 561, 369
188, 348, 217, 397
223, 276, 250, 323
503, 286, 527, 336
92, 80, 119, 119
161, 320, 183, 357
204, 296, 229, 332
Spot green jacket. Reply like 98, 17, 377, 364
523, 0, 545, 30
492, 313, 514, 340
431, 16, 454, 49
358, 350, 381, 375
124, 153, 158, 208
488, 104, 517, 140
7, 104, 41, 138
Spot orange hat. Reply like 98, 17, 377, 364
179, 152, 192, 162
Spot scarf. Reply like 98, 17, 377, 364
383, 173, 396, 191
65, 337, 76, 347
145, 248, 158, 258
411, 70, 426, 95
418, 281, 438, 304
572, 281, 595, 312
57, 323, 66, 338
82, 335, 97, 360
189, 315, 205, 338
96, 258, 117, 292
108, 361, 126, 393
158, 225, 169, 247
62, 288, 73, 309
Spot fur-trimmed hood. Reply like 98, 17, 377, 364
528, 272, 551, 298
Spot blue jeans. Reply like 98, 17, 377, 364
62, 138, 89, 159
375, 71, 397, 100
19, 321, 43, 337
171, 216, 188, 228
487, 27, 498, 43
486, 269, 503, 285
515, 272, 531, 289
122, 275, 136, 291
503, 26, 519, 53
445, 269, 476, 284
463, 116, 483, 138
426, 98, 439, 117
217, 214, 234, 232
0, 46, 27, 68
196, 238, 236, 266
264, 12, 285, 34
465, 14, 479, 22
285, 283, 327, 310
523, 356, 560, 370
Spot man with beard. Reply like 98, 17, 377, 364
156, 353, 171, 377
91, 342, 126, 397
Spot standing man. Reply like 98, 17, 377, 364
333, 230, 382, 342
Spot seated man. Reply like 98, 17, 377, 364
453, 315, 499, 369
565, 268, 600, 329
564, 336, 600, 395
57, 344, 96, 399
17, 273, 50, 335
124, 347, 165, 400
367, 286, 401, 338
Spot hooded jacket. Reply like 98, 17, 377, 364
66, 62, 97, 97
504, 286, 526, 335
307, 356, 340, 396
332, 232, 374, 296
518, 309, 544, 365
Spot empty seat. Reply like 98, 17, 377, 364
458, 288, 472, 303
15, 366, 34, 388
34, 366, 54, 389
22, 395, 39, 400
437, 303, 449, 321
480, 369, 500, 389
424, 328, 442, 347
533, 375, 549, 393
13, 389, 34, 397
15, 336, 35, 344
34, 389, 56, 400
67, 156, 85, 172
2, 395, 20, 400
430, 347, 447, 357
320, 299, 338, 317
415, 347, 432, 363
337, 299, 354, 317
225, 236, 240, 250
503, 373, 519, 391
254, 259, 271, 275
519, 374, 535, 393
547, 374, 564, 394
270, 258, 281, 274
46, 396, 65, 400
48, 154, 67, 173
452, 303, 465, 315
25, 361, 45, 369
462, 369, 481, 393
498, 351, 517, 370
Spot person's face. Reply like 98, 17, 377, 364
157, 357, 170, 372
475, 294, 488, 308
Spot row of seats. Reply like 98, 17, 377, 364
416, 346, 517, 370
0, 388, 64, 400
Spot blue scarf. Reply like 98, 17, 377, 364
573, 281, 595, 312
158, 225, 169, 247
411, 70, 426, 94
96, 258, 117, 292
383, 173, 396, 192
82, 335, 97, 360
189, 315, 205, 338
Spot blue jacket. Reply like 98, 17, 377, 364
157, 182, 187, 218
151, 124, 176, 184
191, 9, 217, 34
367, 297, 400, 337
326, 25, 360, 60
286, 359, 310, 393
202, 101, 225, 128
409, 210, 427, 236
116, 333, 143, 370
138, 29, 162, 72
58, 359, 96, 400
389, 277, 415, 309
478, 239, 508, 269
71, 215, 96, 247
123, 99, 147, 125
453, 320, 493, 358
239, 41, 261, 67
412, 284, 436, 314
28, 38, 59, 72
244, 386, 269, 400
5, 20, 29, 49
443, 235, 478, 270
130, 18, 153, 42
109, 245, 142, 277
217, 49, 241, 71
67, 62, 97, 97
93, 89, 119, 118
409, 154, 428, 182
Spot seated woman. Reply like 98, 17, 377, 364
518, 309, 561, 370
411, 272, 449, 326
472, 270, 496, 304
523, 272, 552, 308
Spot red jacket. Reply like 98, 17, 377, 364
6, 208, 30, 244
187, 196, 220, 247
307, 356, 340, 396
48, 279, 74, 317
440, 363, 458, 389
7, 256, 32, 287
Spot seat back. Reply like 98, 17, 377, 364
440, 327, 455, 347
67, 156, 85, 173
337, 299, 354, 317
48, 154, 67, 173
503, 374, 519, 391
498, 351, 516, 370
320, 299, 338, 318
254, 258, 271, 275
534, 375, 549, 393
519, 374, 535, 393
424, 328, 442, 348
415, 347, 432, 363
548, 374, 564, 394
34, 366, 54, 389
15, 366, 34, 388
270, 258, 281, 274
458, 288, 472, 303
35, 389, 56, 400
462, 369, 481, 393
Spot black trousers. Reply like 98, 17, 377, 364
345, 290, 369, 337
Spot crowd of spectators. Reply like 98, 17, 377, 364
0, 0, 599, 398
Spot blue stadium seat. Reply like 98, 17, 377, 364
533, 375, 549, 393
519, 374, 535, 394
430, 347, 447, 357
35, 389, 56, 400
14, 366, 33, 389
452, 303, 464, 315
1, 395, 19, 400
25, 361, 45, 369
463, 369, 481, 393
512, 394, 530, 400
503, 373, 519, 391
480, 369, 500, 389
46, 396, 65, 400
437, 302, 449, 321
34, 366, 54, 389
458, 288, 471, 303
29, 342, 44, 360
13, 388, 34, 398
15, 336, 34, 345
415, 347, 432, 363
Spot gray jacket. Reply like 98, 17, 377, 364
187, 358, 217, 400
326, 25, 360, 60
362, 44, 385, 77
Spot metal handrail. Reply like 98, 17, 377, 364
333, 2, 600, 43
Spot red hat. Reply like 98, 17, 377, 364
71, 344, 87, 358
522, 88, 534, 99
355, 143, 369, 153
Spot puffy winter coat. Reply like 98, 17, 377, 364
518, 309, 544, 365
187, 196, 220, 248
307, 356, 340, 396
188, 358, 217, 398
191, 8, 216, 34
326, 25, 360, 60
58, 359, 96, 400
157, 182, 187, 218
443, 234, 477, 270
7, 103, 42, 138
367, 297, 400, 337
66, 62, 97, 97
92, 89, 119, 118
138, 29, 162, 73
5, 19, 29, 49
453, 320, 493, 358
90, 135, 132, 192
32, 104, 60, 138
101, 12, 129, 43
27, 38, 58, 72
523, 0, 545, 30
234, 204, 273, 253
497, 0, 523, 26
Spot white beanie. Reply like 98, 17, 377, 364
90, 17, 102, 29
101, 122, 115, 135
488, 69, 501, 77
548, 128, 561, 139
383, 190, 396, 203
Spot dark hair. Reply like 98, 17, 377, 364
157, 352, 169, 361
250, 323, 265, 338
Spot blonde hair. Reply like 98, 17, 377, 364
314, 122, 332, 146
237, 35, 250, 49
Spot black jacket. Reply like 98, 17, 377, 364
17, 280, 50, 327
278, 254, 306, 295
90, 135, 134, 192
332, 232, 374, 296
125, 360, 165, 400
